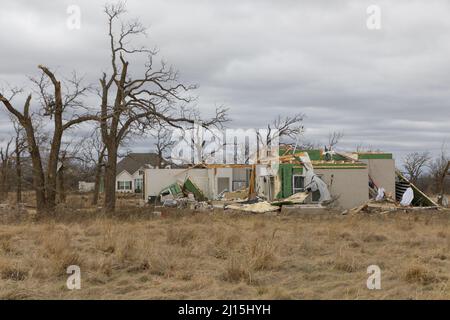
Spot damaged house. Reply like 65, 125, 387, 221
140, 145, 437, 211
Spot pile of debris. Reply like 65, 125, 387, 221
347, 198, 440, 215
347, 170, 443, 214
226, 201, 279, 213
154, 178, 212, 211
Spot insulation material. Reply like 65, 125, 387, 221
227, 201, 280, 213
224, 189, 248, 200
271, 192, 308, 206
285, 192, 309, 203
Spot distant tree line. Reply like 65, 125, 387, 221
402, 144, 449, 202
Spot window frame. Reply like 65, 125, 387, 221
117, 181, 132, 190
292, 174, 323, 202
134, 178, 143, 193
292, 175, 305, 194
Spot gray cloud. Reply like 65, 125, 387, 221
1, 0, 450, 164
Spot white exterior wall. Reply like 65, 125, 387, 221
79, 181, 95, 192
116, 169, 145, 193
116, 171, 134, 193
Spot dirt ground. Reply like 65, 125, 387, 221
1, 201, 450, 300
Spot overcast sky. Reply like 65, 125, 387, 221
1, 0, 449, 163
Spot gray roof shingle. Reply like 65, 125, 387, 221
117, 153, 166, 175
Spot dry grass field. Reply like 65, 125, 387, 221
1, 200, 450, 299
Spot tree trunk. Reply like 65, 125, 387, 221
0, 168, 6, 203
46, 131, 63, 212
92, 147, 105, 206
158, 150, 163, 168
57, 165, 66, 204
92, 165, 102, 206
15, 144, 22, 204
104, 143, 117, 212
23, 121, 47, 214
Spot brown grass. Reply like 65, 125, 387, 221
0, 198, 450, 299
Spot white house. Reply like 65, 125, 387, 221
116, 153, 168, 193
79, 181, 96, 193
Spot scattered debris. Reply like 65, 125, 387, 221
271, 192, 308, 206
223, 188, 248, 201
348, 198, 440, 214
183, 178, 207, 201
226, 201, 280, 213
162, 199, 178, 207
160, 183, 183, 202
281, 204, 327, 215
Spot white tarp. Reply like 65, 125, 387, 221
375, 187, 385, 201
299, 153, 331, 203
400, 187, 414, 206
442, 196, 449, 208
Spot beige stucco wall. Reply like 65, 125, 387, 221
314, 167, 369, 209
359, 159, 396, 197
207, 168, 233, 198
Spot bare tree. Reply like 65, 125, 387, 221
299, 141, 320, 150
99, 3, 227, 211
150, 125, 175, 168
328, 131, 344, 149
81, 129, 107, 206
12, 118, 27, 204
259, 113, 304, 157
403, 152, 431, 184
0, 67, 100, 214
0, 139, 13, 203
430, 143, 449, 194
269, 114, 304, 143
